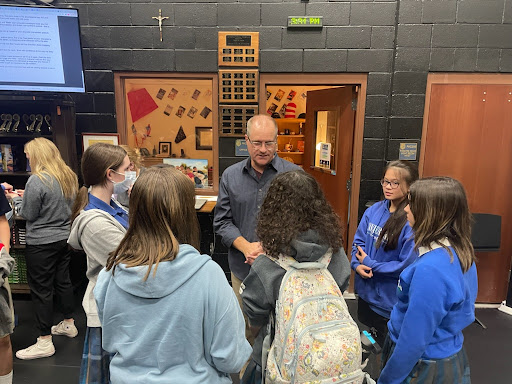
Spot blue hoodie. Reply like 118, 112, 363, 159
94, 244, 252, 384
351, 200, 417, 318
379, 243, 478, 384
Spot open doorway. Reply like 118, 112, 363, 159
259, 74, 367, 271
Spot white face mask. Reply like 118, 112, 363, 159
112, 171, 137, 196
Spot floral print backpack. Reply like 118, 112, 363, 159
265, 250, 365, 384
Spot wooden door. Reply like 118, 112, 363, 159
304, 87, 356, 244
422, 83, 512, 303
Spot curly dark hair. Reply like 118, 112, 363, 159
256, 170, 343, 257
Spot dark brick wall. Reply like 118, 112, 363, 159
60, 0, 512, 244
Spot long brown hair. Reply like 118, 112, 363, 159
71, 143, 126, 222
105, 167, 200, 281
24, 138, 78, 200
409, 177, 475, 272
376, 160, 418, 250
257, 170, 343, 257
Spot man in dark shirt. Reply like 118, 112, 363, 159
214, 114, 300, 343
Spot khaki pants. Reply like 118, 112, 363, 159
231, 272, 255, 346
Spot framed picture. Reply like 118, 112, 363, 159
82, 133, 120, 151
195, 127, 213, 150
159, 141, 172, 156
163, 158, 209, 188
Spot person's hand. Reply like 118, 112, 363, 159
1, 183, 13, 193
6, 192, 19, 200
356, 264, 373, 279
244, 242, 263, 265
355, 245, 367, 263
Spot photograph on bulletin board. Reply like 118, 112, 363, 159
163, 158, 210, 189
196, 127, 213, 150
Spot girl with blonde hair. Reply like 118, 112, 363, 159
10, 138, 79, 360
379, 177, 478, 383
68, 143, 131, 384
94, 167, 251, 384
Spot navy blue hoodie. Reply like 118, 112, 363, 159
351, 200, 417, 318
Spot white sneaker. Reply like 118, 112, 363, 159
51, 320, 78, 338
16, 337, 55, 360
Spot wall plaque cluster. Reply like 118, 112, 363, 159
218, 32, 259, 137
218, 32, 259, 67
220, 105, 258, 136
219, 70, 258, 102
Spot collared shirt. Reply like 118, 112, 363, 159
85, 193, 129, 229
213, 155, 301, 280
418, 238, 452, 257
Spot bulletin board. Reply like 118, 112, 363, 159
114, 73, 219, 194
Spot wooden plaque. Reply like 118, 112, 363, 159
219, 70, 258, 103
218, 32, 259, 67
219, 104, 258, 137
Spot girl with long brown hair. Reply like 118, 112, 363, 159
379, 177, 478, 383
67, 143, 130, 384
93, 167, 251, 384
351, 160, 419, 347
10, 138, 78, 360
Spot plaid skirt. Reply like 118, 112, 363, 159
79, 327, 113, 384
381, 336, 471, 384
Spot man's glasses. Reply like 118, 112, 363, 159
247, 137, 277, 149
380, 179, 400, 189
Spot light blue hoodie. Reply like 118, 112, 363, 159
94, 244, 252, 384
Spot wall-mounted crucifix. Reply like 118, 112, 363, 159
152, 9, 169, 42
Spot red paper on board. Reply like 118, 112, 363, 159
127, 88, 158, 122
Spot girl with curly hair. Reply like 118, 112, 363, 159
241, 170, 351, 383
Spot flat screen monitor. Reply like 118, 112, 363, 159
0, 5, 85, 93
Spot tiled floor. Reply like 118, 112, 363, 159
9, 295, 512, 383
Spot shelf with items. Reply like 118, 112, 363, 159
275, 118, 306, 165
9, 283, 30, 294
8, 215, 29, 294
277, 151, 304, 155
0, 96, 78, 188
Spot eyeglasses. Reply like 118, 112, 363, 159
247, 137, 277, 149
380, 179, 400, 189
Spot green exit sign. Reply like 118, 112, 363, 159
287, 16, 323, 28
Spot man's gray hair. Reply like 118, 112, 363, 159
246, 114, 278, 138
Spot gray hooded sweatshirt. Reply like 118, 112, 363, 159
68, 209, 126, 327
241, 230, 351, 366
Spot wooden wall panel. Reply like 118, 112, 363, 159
423, 83, 512, 302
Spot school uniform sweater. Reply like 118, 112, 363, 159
378, 241, 478, 384
351, 200, 417, 318
68, 209, 126, 327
